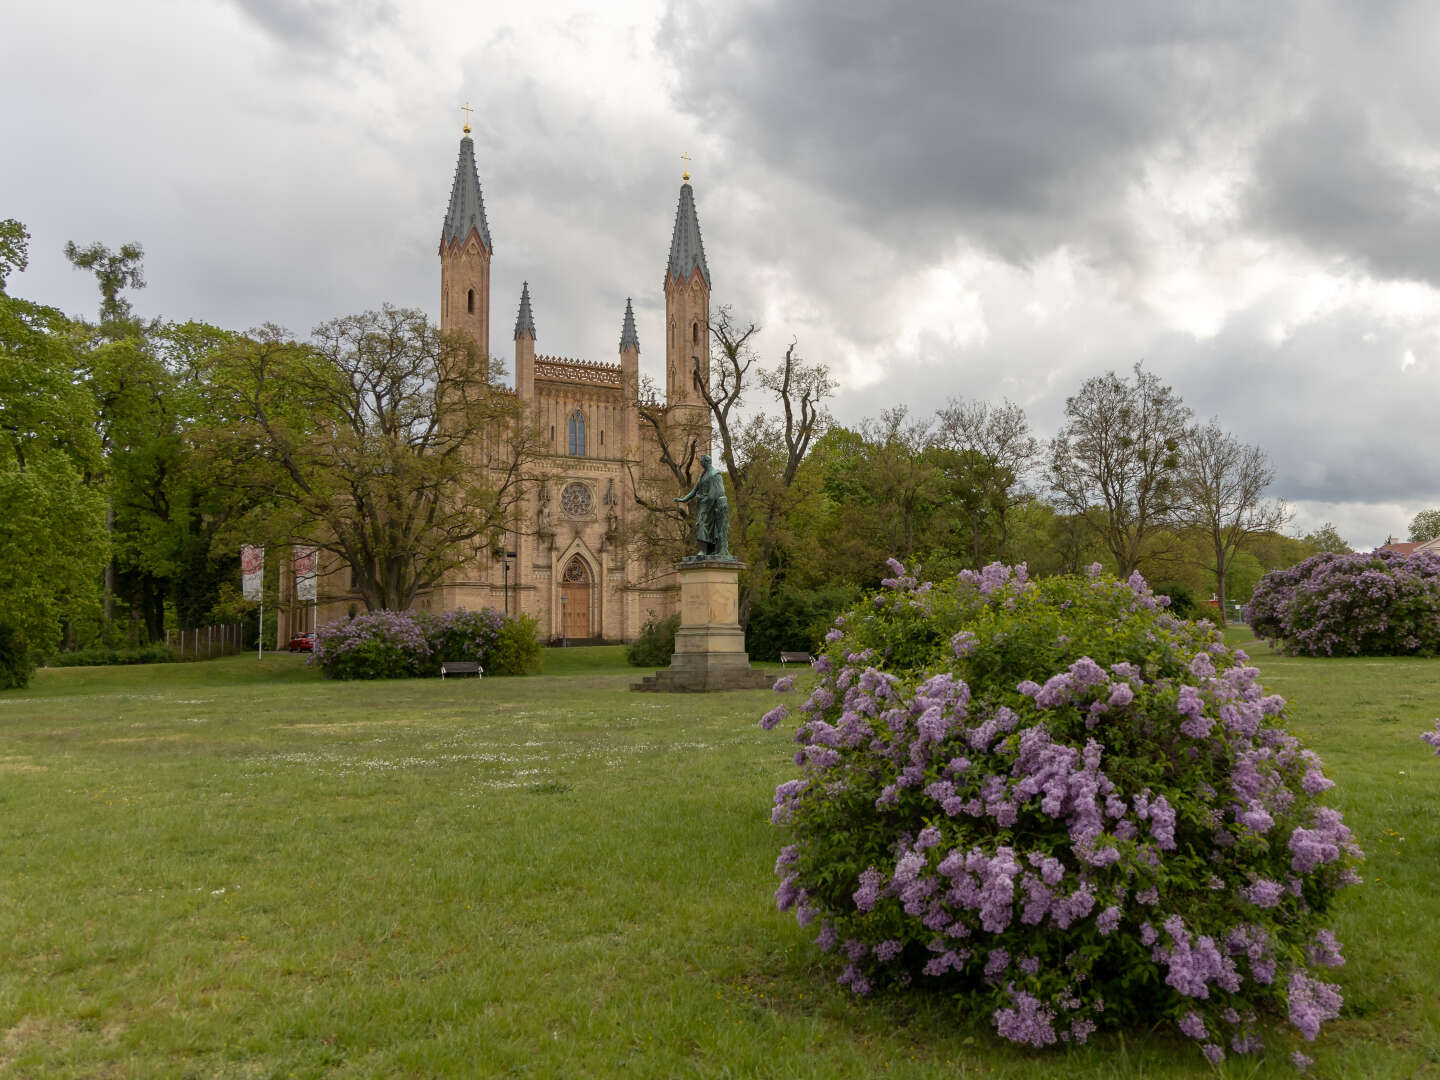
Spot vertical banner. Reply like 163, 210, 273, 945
241, 545, 265, 601
294, 546, 318, 603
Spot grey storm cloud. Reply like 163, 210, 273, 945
660, 0, 1440, 288
660, 0, 1286, 265
1249, 100, 1440, 286
227, 0, 398, 50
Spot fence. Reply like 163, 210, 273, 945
167, 624, 247, 659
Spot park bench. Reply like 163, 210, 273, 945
440, 661, 483, 679
779, 651, 813, 666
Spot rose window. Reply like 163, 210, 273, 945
561, 482, 593, 518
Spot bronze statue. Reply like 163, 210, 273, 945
675, 453, 734, 560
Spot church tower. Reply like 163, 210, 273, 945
439, 119, 493, 367
664, 168, 711, 418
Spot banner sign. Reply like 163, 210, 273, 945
241, 545, 264, 602
294, 546, 318, 603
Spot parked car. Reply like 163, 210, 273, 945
287, 632, 315, 652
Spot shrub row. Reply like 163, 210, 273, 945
313, 607, 541, 679
1246, 549, 1440, 656
43, 644, 177, 667
763, 561, 1359, 1067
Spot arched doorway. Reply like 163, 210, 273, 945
561, 557, 591, 641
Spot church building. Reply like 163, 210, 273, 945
290, 122, 713, 643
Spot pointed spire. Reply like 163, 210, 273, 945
619, 298, 639, 352
666, 178, 710, 287
440, 133, 493, 253
514, 281, 535, 340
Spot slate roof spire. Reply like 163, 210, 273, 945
619, 298, 639, 352
666, 178, 710, 287
514, 281, 535, 340
440, 132, 493, 253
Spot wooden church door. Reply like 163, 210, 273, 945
561, 557, 591, 640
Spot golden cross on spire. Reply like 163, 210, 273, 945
680, 152, 692, 182
460, 102, 474, 134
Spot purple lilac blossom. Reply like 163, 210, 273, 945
1307, 930, 1345, 967
1287, 971, 1343, 1040
1240, 879, 1285, 908
993, 988, 1058, 1047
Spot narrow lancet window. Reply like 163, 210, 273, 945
568, 411, 586, 456
467, 288, 475, 314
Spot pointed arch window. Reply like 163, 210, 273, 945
467, 288, 475, 315
567, 411, 586, 456
692, 321, 699, 345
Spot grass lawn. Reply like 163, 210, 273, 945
0, 638, 1438, 1077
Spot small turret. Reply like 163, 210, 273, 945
514, 282, 535, 401
619, 298, 640, 455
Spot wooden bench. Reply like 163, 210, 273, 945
440, 660, 483, 679
779, 651, 813, 666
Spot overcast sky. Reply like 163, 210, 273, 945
4, 0, 1438, 549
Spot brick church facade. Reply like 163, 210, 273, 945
281, 125, 712, 643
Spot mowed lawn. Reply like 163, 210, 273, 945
1, 638, 1438, 1078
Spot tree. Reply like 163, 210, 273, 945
200, 306, 541, 612
689, 308, 833, 618
1173, 419, 1291, 626
64, 240, 146, 326
0, 223, 109, 651
0, 218, 29, 292
1049, 363, 1191, 578
933, 397, 1040, 565
1302, 522, 1350, 554
626, 374, 708, 575
1408, 509, 1440, 544
813, 411, 955, 585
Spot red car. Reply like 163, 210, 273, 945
287, 632, 315, 652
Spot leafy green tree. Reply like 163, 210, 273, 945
1302, 521, 1350, 554
64, 240, 145, 326
199, 307, 540, 612
0, 223, 109, 651
0, 218, 30, 292
933, 397, 1040, 566
1408, 509, 1440, 544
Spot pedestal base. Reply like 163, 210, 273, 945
632, 559, 772, 692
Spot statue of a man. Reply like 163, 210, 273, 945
674, 453, 733, 560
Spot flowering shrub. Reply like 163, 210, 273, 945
1423, 720, 1440, 756
421, 608, 506, 677
313, 607, 540, 679
764, 561, 1361, 1065
314, 610, 431, 679
1245, 550, 1440, 656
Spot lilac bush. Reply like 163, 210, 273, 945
1245, 550, 1440, 656
764, 561, 1361, 1065
313, 607, 539, 678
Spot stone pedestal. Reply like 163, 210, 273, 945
632, 559, 772, 692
